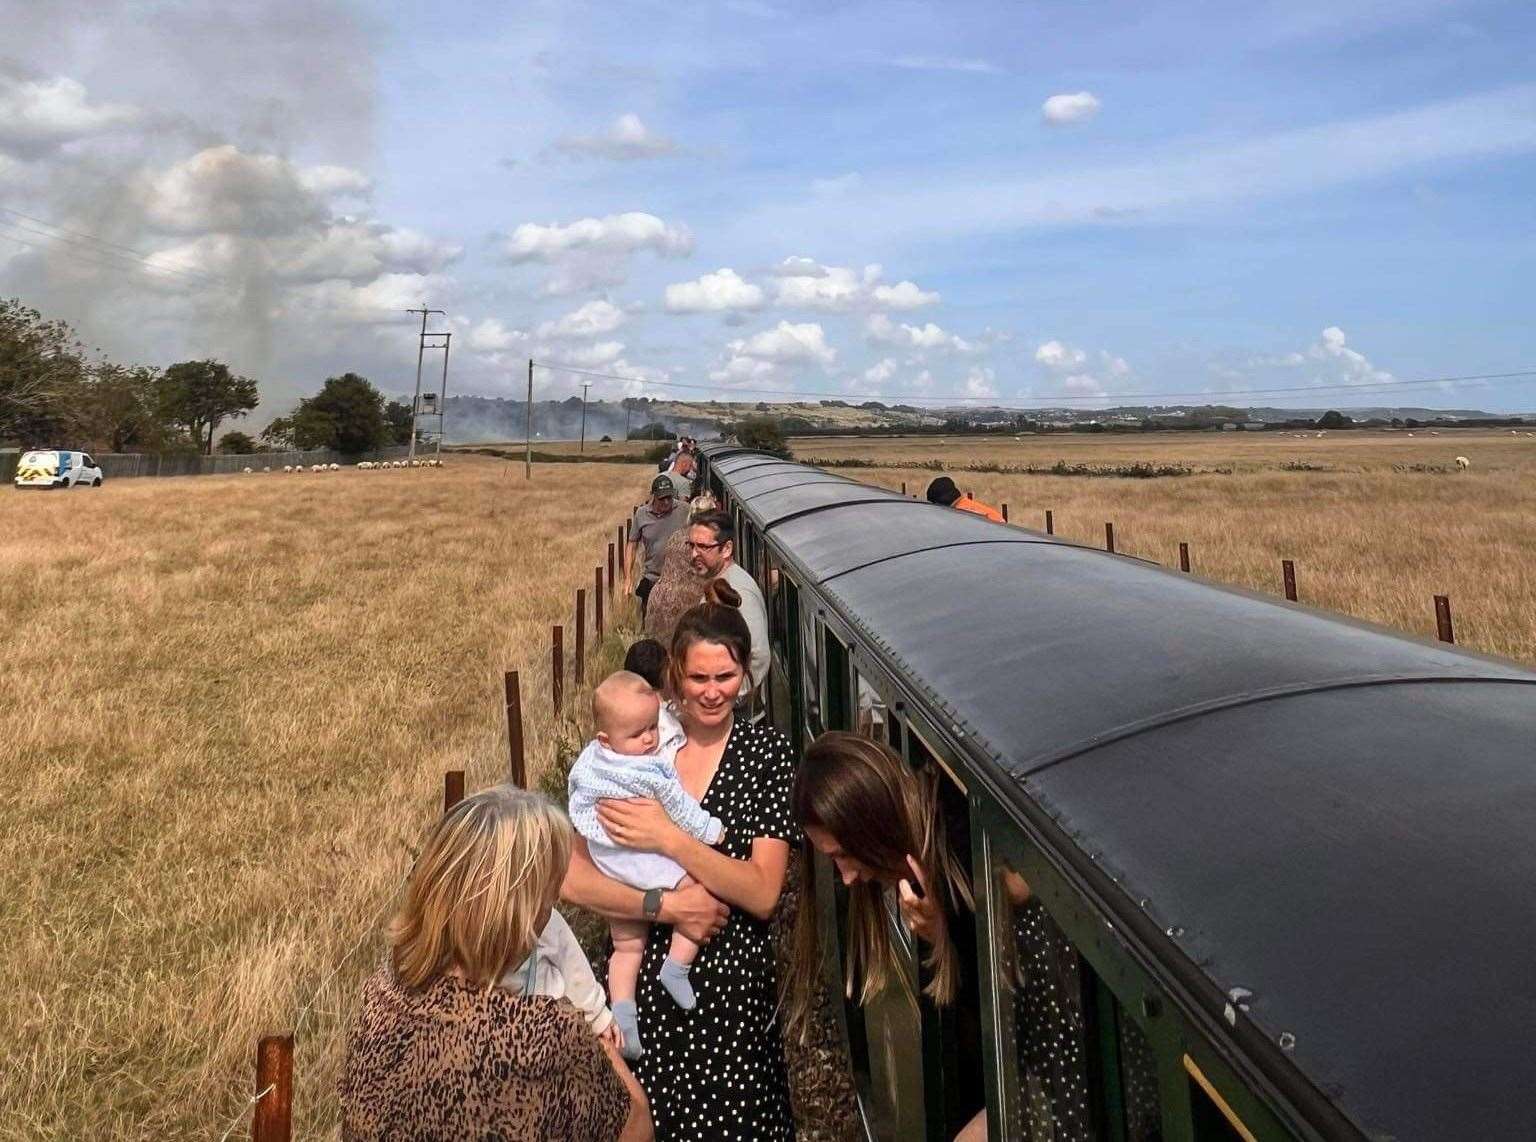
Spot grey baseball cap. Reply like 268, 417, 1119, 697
650, 473, 677, 497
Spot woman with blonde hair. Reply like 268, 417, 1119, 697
339, 786, 651, 1141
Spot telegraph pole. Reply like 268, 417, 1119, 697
579, 381, 591, 454
524, 359, 534, 480
405, 306, 445, 463
432, 332, 452, 462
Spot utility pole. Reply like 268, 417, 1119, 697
624, 399, 632, 440
579, 381, 591, 454
405, 306, 445, 463
432, 332, 452, 462
524, 359, 534, 480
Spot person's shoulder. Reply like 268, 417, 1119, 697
736, 716, 792, 755
724, 562, 764, 599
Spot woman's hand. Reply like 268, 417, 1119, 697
597, 797, 687, 857
898, 854, 947, 946
659, 881, 730, 944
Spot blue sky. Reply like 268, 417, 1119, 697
3, 0, 1534, 413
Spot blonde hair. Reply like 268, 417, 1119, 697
786, 732, 973, 1043
688, 492, 718, 515
389, 785, 572, 990
592, 670, 657, 735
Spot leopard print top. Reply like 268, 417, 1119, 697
338, 964, 630, 1140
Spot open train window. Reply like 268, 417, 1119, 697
801, 605, 822, 738
823, 627, 851, 731
987, 859, 1168, 1142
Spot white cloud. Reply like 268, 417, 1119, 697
880, 55, 1004, 75
537, 299, 629, 339
141, 145, 327, 236
730, 321, 836, 366
297, 164, 373, 198
1282, 325, 1394, 385
286, 272, 455, 325
553, 113, 678, 160
467, 318, 527, 353
871, 280, 940, 309
1042, 91, 1101, 126
863, 358, 897, 384
774, 259, 939, 312
503, 211, 693, 262
502, 211, 692, 295
1062, 374, 1107, 397
963, 366, 999, 398
868, 313, 974, 353
0, 73, 139, 157
664, 268, 765, 314
1035, 339, 1087, 369
149, 221, 461, 284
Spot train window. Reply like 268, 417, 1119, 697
993, 863, 1099, 1141
1186, 1058, 1254, 1142
823, 628, 852, 731
855, 673, 887, 740
801, 605, 822, 737
1118, 1014, 1163, 1141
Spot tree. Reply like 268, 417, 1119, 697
734, 415, 792, 459
383, 398, 414, 445
1316, 410, 1353, 429
270, 373, 389, 454
67, 362, 170, 452
158, 359, 259, 454
217, 430, 258, 454
0, 297, 87, 445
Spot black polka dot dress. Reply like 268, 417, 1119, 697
630, 717, 800, 1140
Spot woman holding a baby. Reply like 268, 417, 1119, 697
564, 578, 801, 1140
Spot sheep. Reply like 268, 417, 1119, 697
1456, 456, 1471, 471
311, 464, 324, 473
329, 463, 340, 471
282, 465, 293, 473
262, 466, 271, 472
1406, 433, 1414, 437
243, 466, 253, 474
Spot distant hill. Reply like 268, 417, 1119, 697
443, 394, 1521, 444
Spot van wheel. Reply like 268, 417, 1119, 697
93, 478, 103, 487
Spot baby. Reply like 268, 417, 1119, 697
567, 670, 724, 1060
499, 907, 619, 1049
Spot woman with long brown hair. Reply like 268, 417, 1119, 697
786, 731, 975, 1046
562, 579, 799, 1140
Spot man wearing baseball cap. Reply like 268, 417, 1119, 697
624, 473, 687, 618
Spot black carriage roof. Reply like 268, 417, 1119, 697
705, 445, 1536, 1142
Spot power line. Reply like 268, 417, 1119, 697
0, 205, 219, 284
532, 360, 1536, 407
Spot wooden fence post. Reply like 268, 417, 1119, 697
253, 1034, 294, 1142
504, 670, 525, 787
1434, 595, 1455, 643
575, 589, 586, 684
1105, 522, 1116, 553
1001, 503, 1009, 523
444, 770, 465, 812
1045, 509, 1054, 535
607, 543, 615, 600
1282, 560, 1298, 602
1179, 542, 1191, 573
901, 481, 907, 496
595, 567, 604, 641
552, 626, 564, 714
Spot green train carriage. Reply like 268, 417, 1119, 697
699, 442, 1536, 1142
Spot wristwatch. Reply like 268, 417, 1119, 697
642, 888, 665, 921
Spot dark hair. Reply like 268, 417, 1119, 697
689, 509, 734, 547
925, 476, 960, 506
622, 638, 668, 691
667, 578, 752, 695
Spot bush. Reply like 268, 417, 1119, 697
627, 422, 675, 441
643, 442, 672, 465
216, 430, 257, 454
734, 415, 792, 459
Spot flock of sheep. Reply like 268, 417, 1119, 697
238, 458, 446, 474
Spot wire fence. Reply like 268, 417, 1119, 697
1, 446, 418, 483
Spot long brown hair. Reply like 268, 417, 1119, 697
667, 577, 753, 696
785, 732, 973, 1042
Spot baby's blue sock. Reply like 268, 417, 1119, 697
659, 958, 696, 1010
612, 1000, 643, 1059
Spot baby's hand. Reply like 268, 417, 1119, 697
599, 1021, 624, 1051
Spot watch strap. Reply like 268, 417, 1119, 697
643, 887, 664, 920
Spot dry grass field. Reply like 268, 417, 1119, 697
0, 456, 650, 1139
796, 430, 1536, 665
5, 429, 1533, 1139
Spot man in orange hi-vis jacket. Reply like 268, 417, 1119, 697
925, 475, 1005, 523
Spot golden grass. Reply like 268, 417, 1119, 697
795, 430, 1536, 665
0, 456, 648, 1139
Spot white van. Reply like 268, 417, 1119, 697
13, 449, 105, 490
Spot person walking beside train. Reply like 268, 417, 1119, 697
926, 475, 1004, 523
625, 475, 687, 619
681, 510, 769, 696
562, 582, 799, 1139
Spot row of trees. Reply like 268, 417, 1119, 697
2, 297, 415, 456
1, 298, 260, 454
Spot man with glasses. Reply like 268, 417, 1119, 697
624, 474, 686, 619
684, 510, 770, 695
